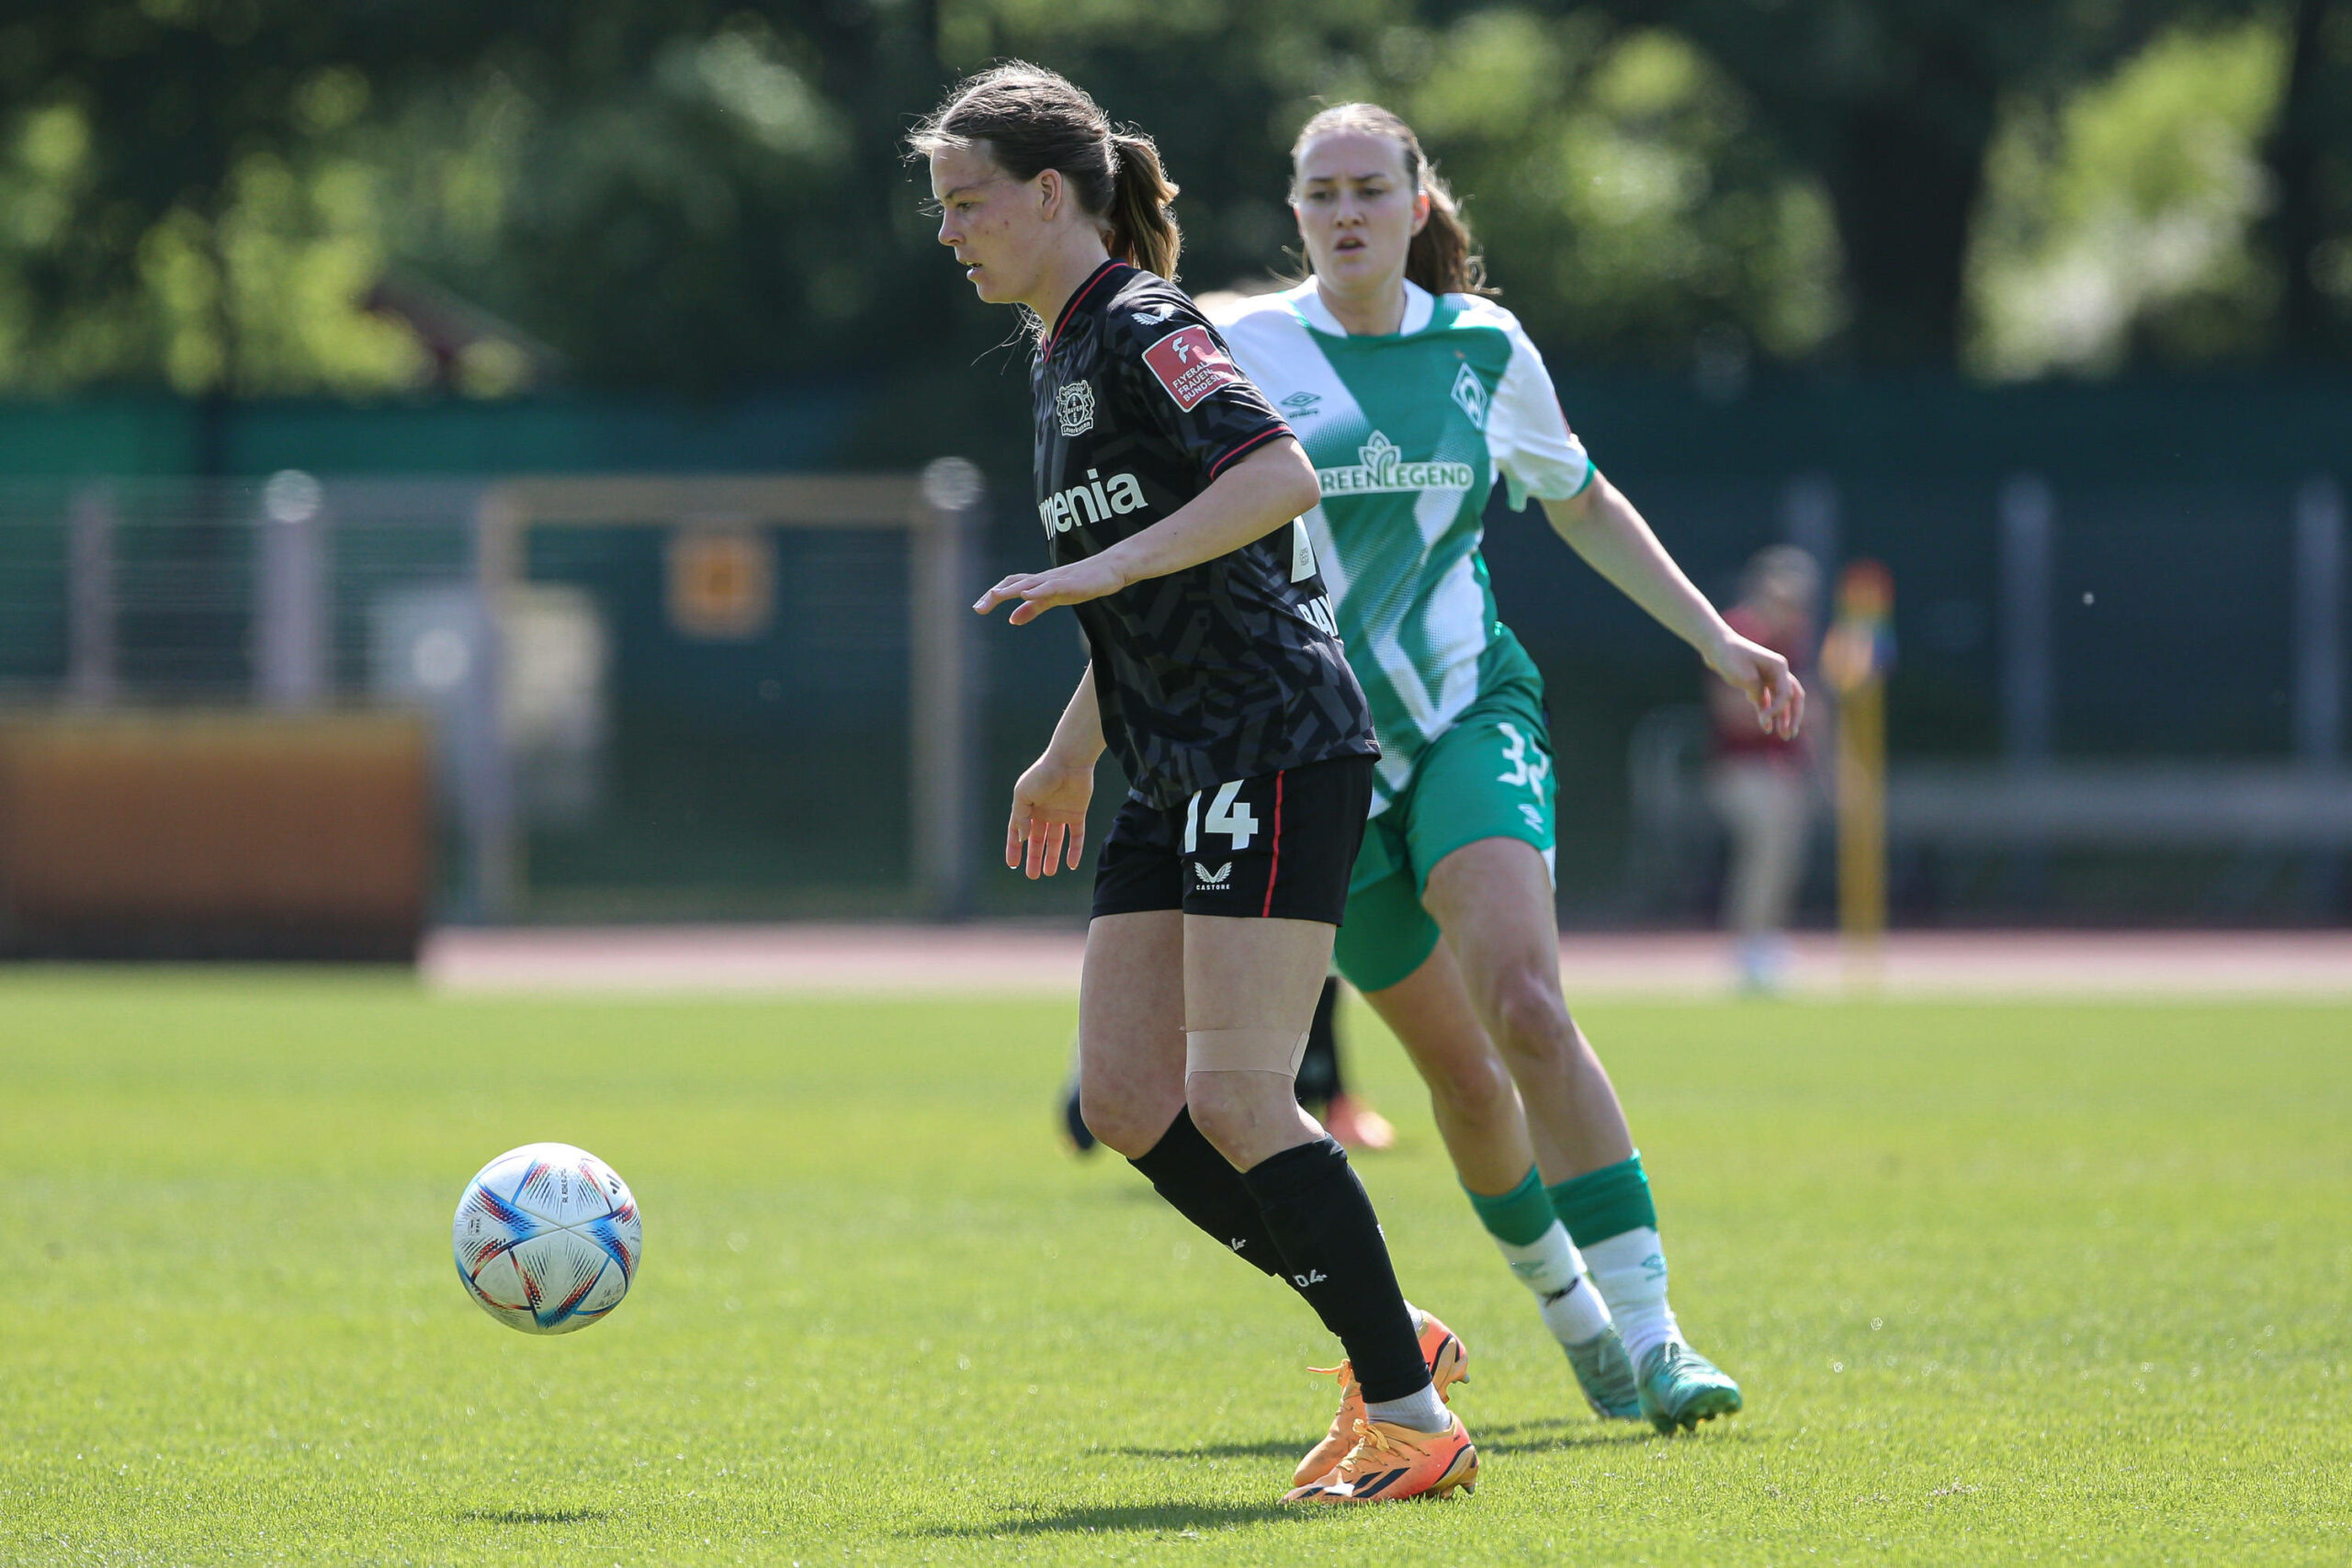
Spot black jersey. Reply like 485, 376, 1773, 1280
1032, 261, 1377, 809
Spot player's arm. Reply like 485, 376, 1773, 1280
1543, 477, 1804, 739
1007, 664, 1104, 878
973, 439, 1318, 626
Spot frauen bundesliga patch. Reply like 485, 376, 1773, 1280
1143, 326, 1245, 412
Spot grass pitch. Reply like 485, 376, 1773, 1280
1, 972, 2346, 1565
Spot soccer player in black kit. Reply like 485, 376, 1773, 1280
913, 62, 1479, 1504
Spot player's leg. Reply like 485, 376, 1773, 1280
1407, 682, 1738, 1432
1176, 756, 1475, 1501
1336, 864, 1530, 1189
1072, 973, 1372, 1156
1419, 836, 1741, 1432
1056, 1058, 1097, 1154
1292, 977, 1342, 1108
1419, 836, 1634, 1175
1181, 908, 1474, 1501
1299, 976, 1395, 1151
1073, 908, 1188, 1156
1079, 809, 1295, 1282
1350, 924, 1641, 1419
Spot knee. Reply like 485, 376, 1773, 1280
1419, 1040, 1519, 1121
1080, 1083, 1175, 1160
1181, 1074, 1250, 1156
1487, 967, 1575, 1063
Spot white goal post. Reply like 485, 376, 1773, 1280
466, 465, 983, 920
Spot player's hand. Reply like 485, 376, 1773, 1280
974, 555, 1129, 626
1006, 748, 1094, 878
1705, 631, 1804, 739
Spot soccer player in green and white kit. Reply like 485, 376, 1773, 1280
1213, 103, 1804, 1449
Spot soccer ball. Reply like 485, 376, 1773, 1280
452, 1143, 642, 1335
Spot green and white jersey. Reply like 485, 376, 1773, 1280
1212, 278, 1595, 816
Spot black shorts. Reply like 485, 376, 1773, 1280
1091, 754, 1374, 924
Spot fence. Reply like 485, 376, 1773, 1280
2, 369, 2347, 926
0, 471, 984, 930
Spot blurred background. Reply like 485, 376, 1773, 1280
0, 0, 2347, 955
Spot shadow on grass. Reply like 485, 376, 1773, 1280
453, 1507, 610, 1525
1104, 1438, 1301, 1461
1475, 1417, 1756, 1455
918, 1500, 1298, 1539
1106, 1417, 1730, 1463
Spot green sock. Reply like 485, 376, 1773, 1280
1546, 1152, 1657, 1248
1464, 1164, 1558, 1247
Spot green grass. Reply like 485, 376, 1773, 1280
2, 973, 2347, 1565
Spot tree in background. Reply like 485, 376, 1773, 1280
1581, 0, 2294, 368
0, 0, 965, 398
943, 0, 1844, 378
2260, 0, 2352, 360
1966, 17, 2290, 378
0, 0, 438, 398
1, 0, 2348, 399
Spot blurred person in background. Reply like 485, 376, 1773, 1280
1216, 102, 1801, 1441
1705, 546, 1822, 992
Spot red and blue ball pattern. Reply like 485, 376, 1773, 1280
453, 1143, 642, 1335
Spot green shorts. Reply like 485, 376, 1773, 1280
1332, 673, 1557, 994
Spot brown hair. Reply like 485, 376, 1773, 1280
910, 62, 1182, 281
1290, 103, 1492, 297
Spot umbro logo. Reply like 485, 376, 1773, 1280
1280, 390, 1322, 417
1292, 1269, 1329, 1288
1192, 861, 1232, 888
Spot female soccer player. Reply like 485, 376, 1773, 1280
1214, 104, 1804, 1445
914, 65, 1476, 1504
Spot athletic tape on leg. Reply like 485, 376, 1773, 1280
1184, 1029, 1310, 1076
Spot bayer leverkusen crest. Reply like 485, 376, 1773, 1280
1055, 378, 1095, 436
1143, 326, 1244, 412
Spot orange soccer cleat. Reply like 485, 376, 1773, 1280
1283, 1414, 1479, 1503
1291, 1307, 1469, 1489
1322, 1092, 1396, 1152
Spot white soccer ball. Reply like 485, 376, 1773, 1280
452, 1143, 642, 1335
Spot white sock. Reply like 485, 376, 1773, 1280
1364, 1382, 1450, 1434
1494, 1224, 1612, 1346
1581, 1227, 1680, 1367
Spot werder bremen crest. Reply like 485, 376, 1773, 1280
1055, 378, 1096, 436
1317, 431, 1477, 497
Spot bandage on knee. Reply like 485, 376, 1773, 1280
1185, 1028, 1311, 1076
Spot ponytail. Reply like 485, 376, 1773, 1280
1107, 132, 1182, 281
1292, 102, 1495, 299
1405, 173, 1487, 298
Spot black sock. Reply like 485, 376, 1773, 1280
1239, 1137, 1429, 1402
1292, 976, 1343, 1106
1127, 1108, 1289, 1280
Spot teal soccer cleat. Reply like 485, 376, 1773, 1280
1563, 1325, 1644, 1420
1635, 1341, 1744, 1433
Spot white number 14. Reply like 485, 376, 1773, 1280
1185, 780, 1260, 852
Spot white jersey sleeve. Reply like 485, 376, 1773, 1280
1460, 299, 1595, 510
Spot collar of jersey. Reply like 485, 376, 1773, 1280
1044, 259, 1131, 359
1284, 276, 1435, 338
